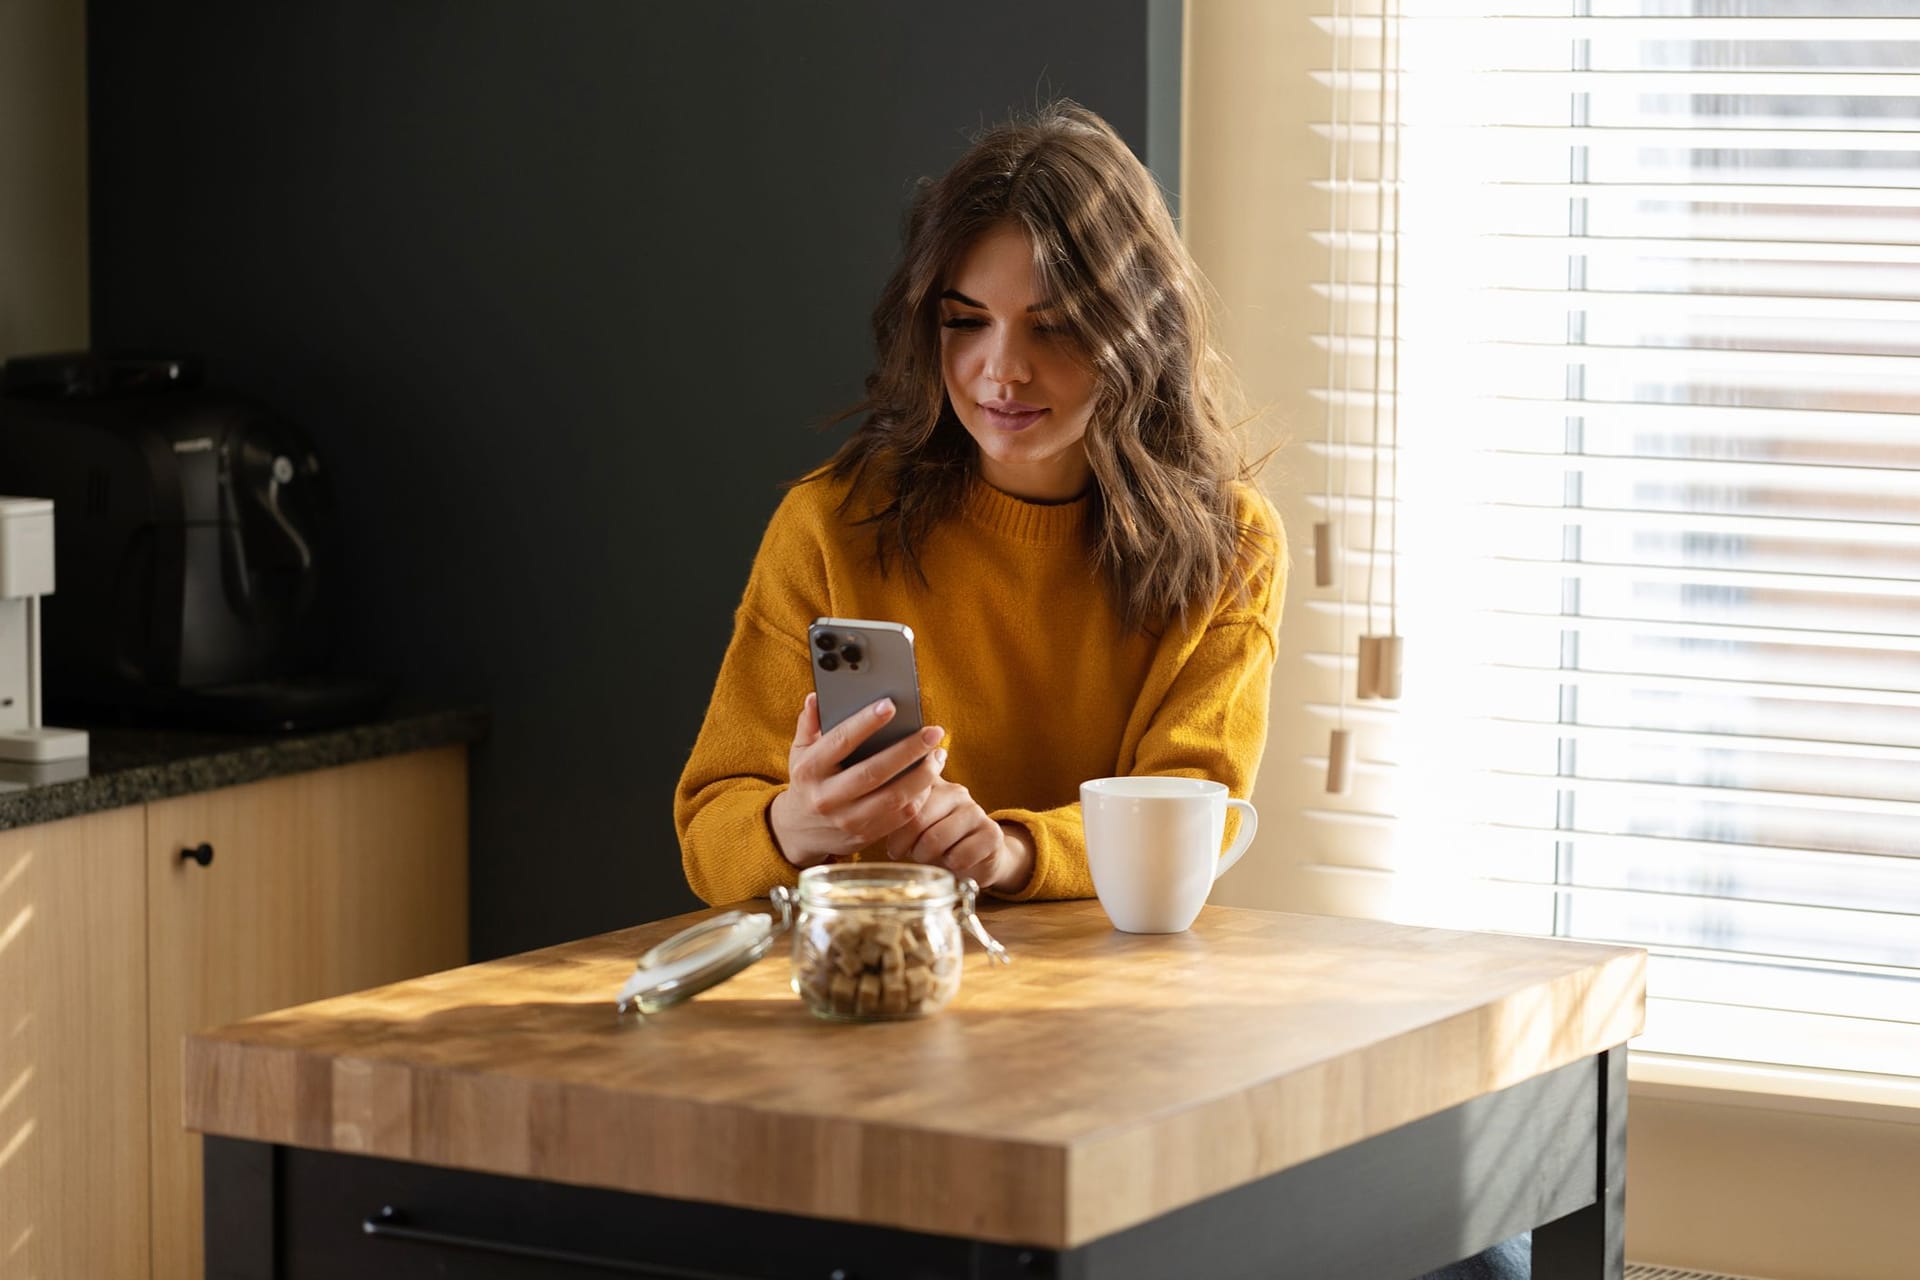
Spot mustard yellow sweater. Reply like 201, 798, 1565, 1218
676, 473, 1287, 906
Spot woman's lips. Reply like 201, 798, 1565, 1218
981, 404, 1049, 432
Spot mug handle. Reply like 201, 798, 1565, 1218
1214, 799, 1258, 881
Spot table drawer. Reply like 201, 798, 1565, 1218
261, 1144, 1035, 1280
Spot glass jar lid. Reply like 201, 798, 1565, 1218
614, 888, 794, 1016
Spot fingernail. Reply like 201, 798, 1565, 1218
920, 726, 942, 746
873, 698, 895, 717
933, 748, 948, 770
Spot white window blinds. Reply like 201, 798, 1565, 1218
1305, 0, 1920, 1078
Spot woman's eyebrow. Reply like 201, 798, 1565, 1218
939, 288, 1054, 312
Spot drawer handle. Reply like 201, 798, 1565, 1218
362, 1204, 800, 1278
180, 842, 214, 868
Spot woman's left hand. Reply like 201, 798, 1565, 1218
885, 780, 1034, 894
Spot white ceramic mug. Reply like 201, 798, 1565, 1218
1079, 777, 1258, 934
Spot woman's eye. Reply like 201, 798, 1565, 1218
941, 317, 985, 330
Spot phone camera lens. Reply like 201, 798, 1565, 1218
839, 644, 863, 665
818, 652, 840, 672
814, 632, 836, 650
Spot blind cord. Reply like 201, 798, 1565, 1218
1327, 0, 1358, 791
1319, 0, 1345, 592
1367, 0, 1390, 652
1389, 0, 1403, 640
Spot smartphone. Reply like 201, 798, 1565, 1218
808, 618, 925, 768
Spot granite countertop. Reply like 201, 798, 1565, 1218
0, 705, 489, 831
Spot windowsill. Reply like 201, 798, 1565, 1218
1628, 1050, 1920, 1126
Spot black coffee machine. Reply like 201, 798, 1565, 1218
0, 352, 386, 730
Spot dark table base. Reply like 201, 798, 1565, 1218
204, 1046, 1624, 1280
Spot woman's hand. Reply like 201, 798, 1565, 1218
768, 693, 947, 868
885, 783, 1036, 895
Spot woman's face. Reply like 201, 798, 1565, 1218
938, 222, 1097, 502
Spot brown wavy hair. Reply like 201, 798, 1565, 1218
819, 99, 1268, 632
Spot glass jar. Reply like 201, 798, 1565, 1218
785, 863, 1009, 1022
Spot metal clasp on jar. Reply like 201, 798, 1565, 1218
955, 877, 1011, 965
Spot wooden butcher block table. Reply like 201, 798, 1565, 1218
185, 900, 1645, 1280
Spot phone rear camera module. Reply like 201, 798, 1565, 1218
818, 652, 840, 672
814, 632, 837, 650
839, 644, 863, 665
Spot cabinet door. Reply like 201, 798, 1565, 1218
147, 746, 468, 1280
0, 807, 150, 1280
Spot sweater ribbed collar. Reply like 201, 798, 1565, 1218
961, 476, 1094, 546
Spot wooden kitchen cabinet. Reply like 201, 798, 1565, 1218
146, 745, 468, 1280
0, 807, 151, 1280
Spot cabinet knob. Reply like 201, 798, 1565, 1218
181, 842, 214, 867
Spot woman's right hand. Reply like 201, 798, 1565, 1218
768, 693, 947, 868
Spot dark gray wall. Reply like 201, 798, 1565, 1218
88, 0, 1178, 959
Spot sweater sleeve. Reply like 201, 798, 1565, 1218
989, 493, 1289, 902
675, 495, 826, 906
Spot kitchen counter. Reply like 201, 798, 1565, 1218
0, 704, 488, 831
185, 898, 1646, 1279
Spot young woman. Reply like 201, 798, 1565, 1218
675, 100, 1284, 907
676, 103, 1527, 1280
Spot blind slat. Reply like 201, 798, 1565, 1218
1479, 398, 1916, 437
1312, 230, 1920, 264
1296, 661, 1920, 714
1313, 542, 1920, 600
1473, 718, 1920, 766
1498, 881, 1920, 935
1635, 999, 1920, 1076
1475, 289, 1920, 325
1316, 181, 1920, 205
1315, 123, 1920, 151
1483, 557, 1920, 598
1313, 15, 1920, 40
1316, 334, 1920, 377
1474, 663, 1920, 708
1478, 506, 1920, 546
1651, 953, 1920, 1025
1315, 393, 1920, 452
1319, 283, 1920, 324
1308, 439, 1920, 483
1289, 869, 1920, 972
1300, 753, 1920, 822
1483, 234, 1920, 265
1481, 607, 1920, 655
1481, 341, 1920, 377
1482, 768, 1920, 820
1296, 814, 1920, 885
1314, 70, 1920, 97
1303, 497, 1920, 550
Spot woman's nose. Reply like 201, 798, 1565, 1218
982, 329, 1032, 385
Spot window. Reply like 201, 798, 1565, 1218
1304, 0, 1920, 1077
